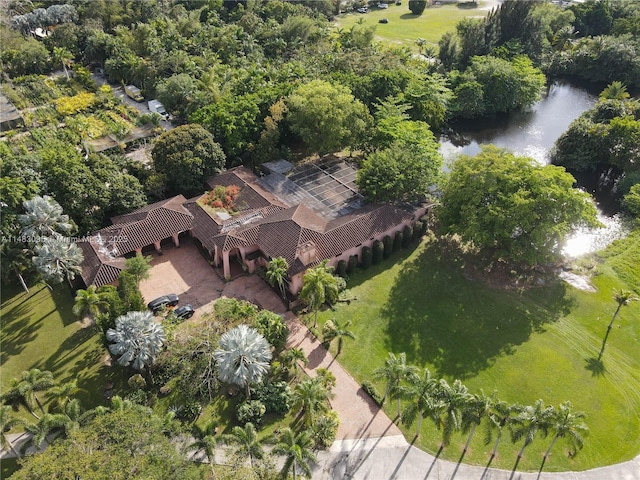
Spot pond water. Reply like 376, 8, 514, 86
439, 80, 630, 258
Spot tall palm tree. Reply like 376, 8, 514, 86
437, 378, 472, 447
299, 261, 339, 328
222, 423, 266, 469
292, 377, 331, 427
2, 369, 55, 418
372, 352, 419, 415
598, 289, 638, 360
460, 390, 493, 455
52, 46, 73, 81
400, 368, 444, 438
185, 420, 220, 477
0, 405, 24, 457
32, 237, 84, 287
541, 402, 588, 467
282, 347, 308, 378
322, 318, 355, 355
214, 325, 272, 399
599, 81, 630, 101
106, 311, 167, 371
73, 286, 108, 320
19, 195, 73, 239
511, 399, 555, 465
0, 241, 31, 293
266, 256, 289, 300
48, 380, 79, 412
273, 428, 317, 480
23, 399, 89, 451
484, 399, 515, 460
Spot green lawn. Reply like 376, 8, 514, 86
0, 283, 127, 423
334, 1, 493, 50
315, 231, 640, 472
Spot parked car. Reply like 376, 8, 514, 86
147, 294, 179, 313
356, 7, 368, 13
379, 18, 389, 23
396, 0, 402, 5
174, 304, 195, 320
378, 3, 389, 8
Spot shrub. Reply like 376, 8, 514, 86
361, 381, 383, 406
409, 0, 427, 15
128, 374, 146, 390
316, 368, 336, 392
254, 381, 293, 414
55, 92, 97, 115
336, 259, 347, 278
361, 246, 372, 269
413, 221, 423, 241
393, 231, 403, 252
383, 235, 393, 259
236, 400, 266, 425
403, 225, 413, 248
171, 400, 202, 422
372, 240, 384, 265
253, 310, 289, 351
125, 388, 149, 405
311, 411, 340, 448
348, 255, 358, 274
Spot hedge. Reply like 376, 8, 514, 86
372, 240, 384, 265
361, 245, 372, 269
383, 235, 393, 259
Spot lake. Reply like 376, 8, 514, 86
439, 80, 629, 257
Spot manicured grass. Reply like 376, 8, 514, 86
334, 2, 492, 50
0, 283, 127, 423
314, 231, 640, 472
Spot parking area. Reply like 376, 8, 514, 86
138, 236, 286, 320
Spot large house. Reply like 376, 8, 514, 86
78, 159, 429, 295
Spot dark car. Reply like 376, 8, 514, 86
147, 294, 179, 313
174, 304, 195, 320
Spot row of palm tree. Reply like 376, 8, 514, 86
373, 353, 588, 469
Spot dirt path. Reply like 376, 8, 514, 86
285, 314, 402, 440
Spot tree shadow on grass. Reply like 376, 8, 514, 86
584, 357, 606, 377
381, 242, 574, 379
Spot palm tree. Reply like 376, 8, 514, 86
511, 399, 555, 466
598, 289, 638, 360
460, 390, 493, 455
273, 428, 317, 480
292, 377, 331, 427
222, 423, 266, 469
73, 286, 108, 320
541, 402, 588, 469
372, 352, 419, 415
23, 399, 89, 451
484, 399, 515, 460
437, 378, 472, 447
266, 256, 289, 300
415, 37, 427, 55
32, 237, 84, 287
0, 241, 31, 293
19, 195, 73, 239
185, 420, 220, 477
52, 46, 73, 81
106, 311, 167, 371
599, 81, 630, 101
400, 368, 444, 438
299, 261, 339, 328
48, 380, 79, 412
2, 369, 55, 418
215, 325, 272, 400
322, 318, 355, 355
282, 347, 308, 378
0, 405, 25, 457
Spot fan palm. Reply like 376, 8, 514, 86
282, 347, 308, 378
0, 405, 25, 457
106, 311, 166, 371
299, 261, 339, 328
372, 352, 419, 414
266, 256, 289, 300
542, 402, 588, 466
32, 237, 84, 287
214, 324, 272, 399
2, 369, 55, 418
19, 195, 73, 239
598, 289, 638, 360
400, 368, 444, 438
73, 286, 108, 319
222, 422, 266, 469
185, 420, 220, 476
273, 428, 317, 480
437, 378, 472, 447
292, 377, 331, 427
322, 318, 355, 355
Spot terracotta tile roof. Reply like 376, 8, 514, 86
77, 239, 125, 287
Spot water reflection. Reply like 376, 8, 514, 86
440, 80, 627, 257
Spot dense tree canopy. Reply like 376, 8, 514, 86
151, 124, 226, 197
437, 146, 600, 266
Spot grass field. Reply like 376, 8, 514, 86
0, 283, 127, 423
334, 1, 494, 50
314, 230, 640, 472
